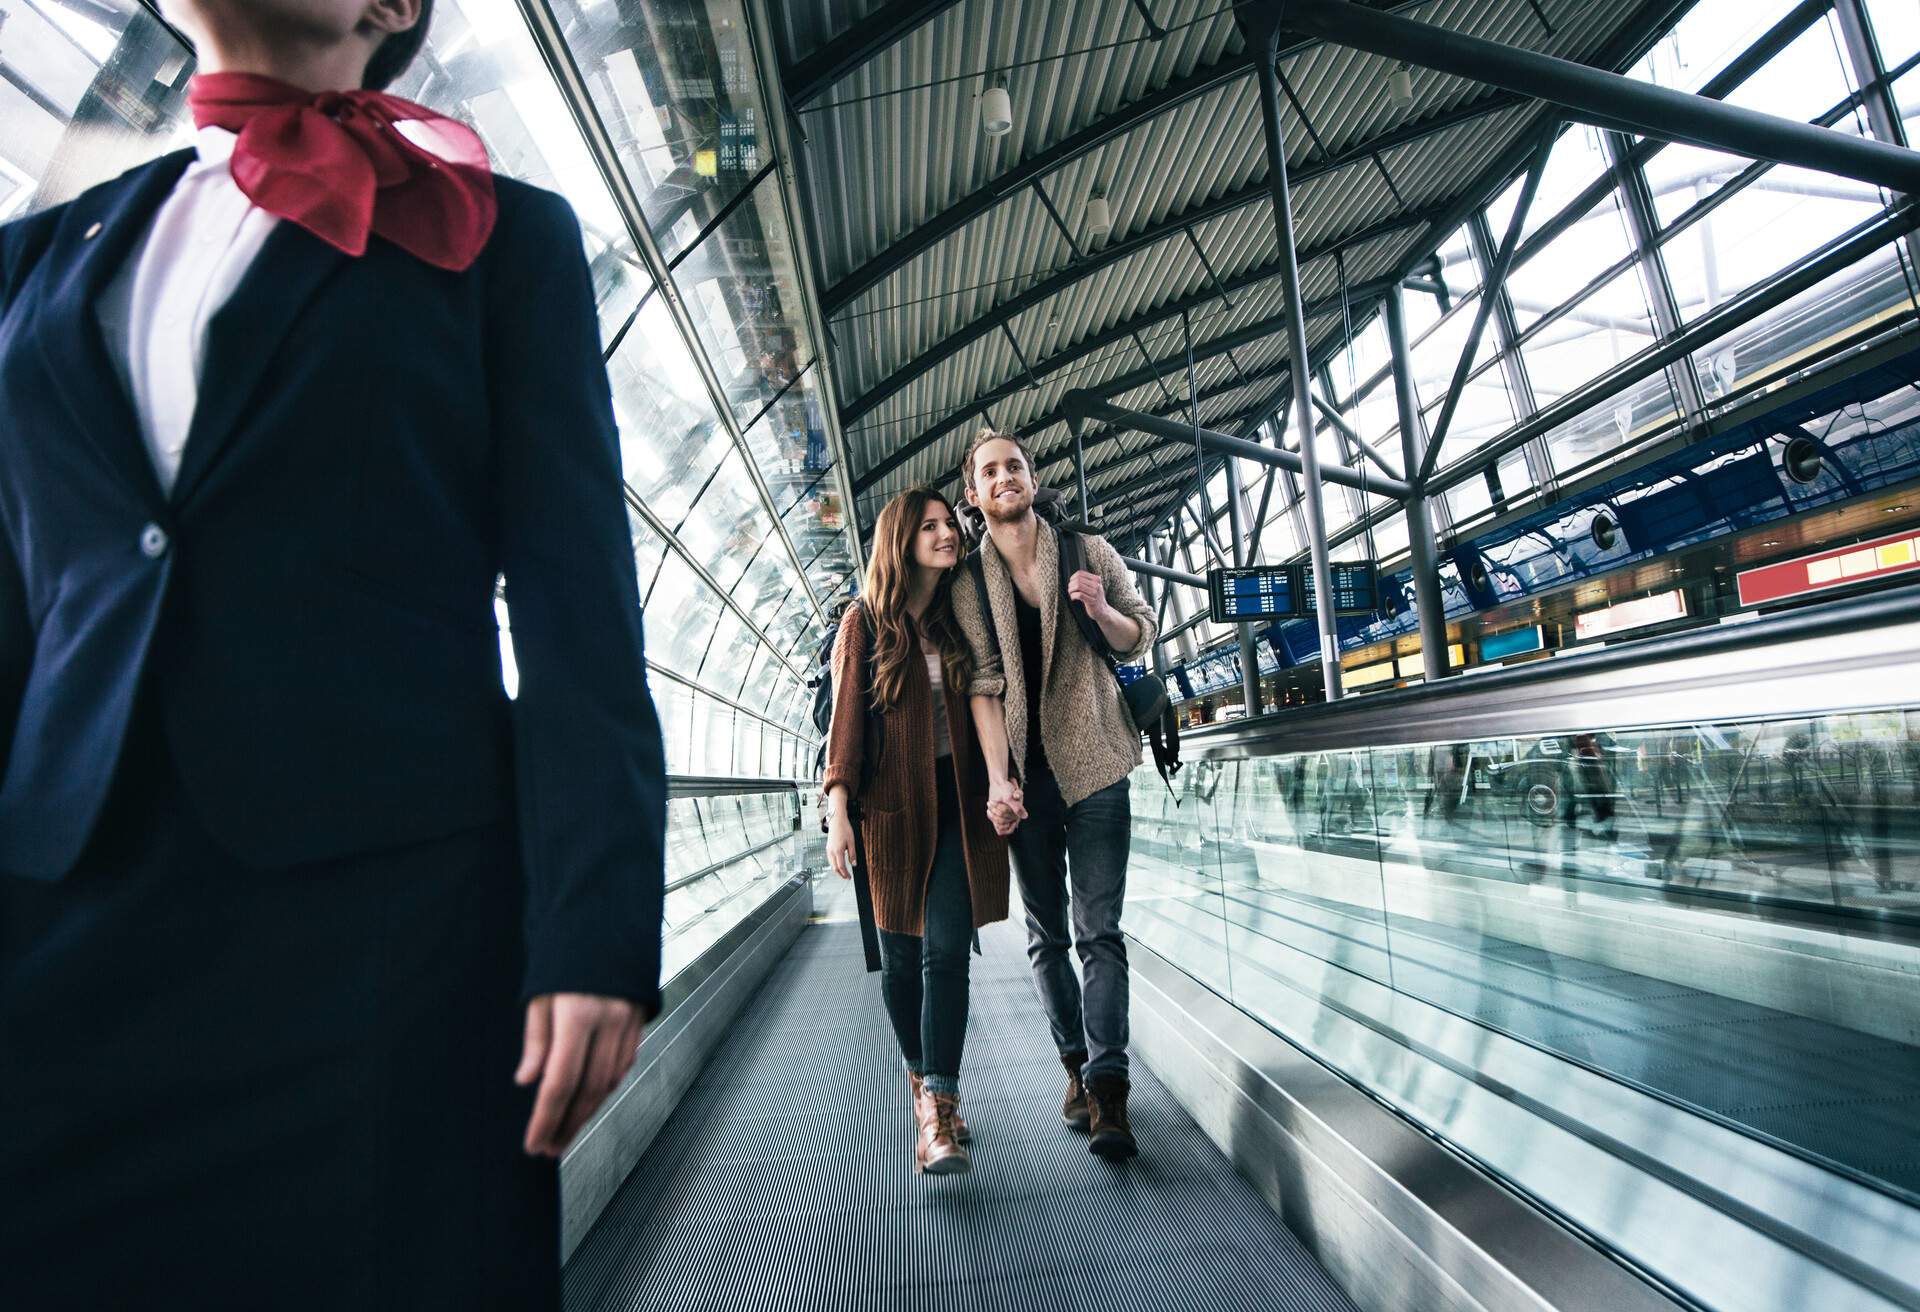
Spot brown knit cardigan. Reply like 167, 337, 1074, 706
821, 604, 1009, 937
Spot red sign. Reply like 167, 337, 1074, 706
1738, 528, 1920, 607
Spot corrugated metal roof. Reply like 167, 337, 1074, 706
777, 0, 1679, 537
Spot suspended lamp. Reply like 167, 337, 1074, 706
1085, 192, 1111, 238
1387, 62, 1414, 105
980, 85, 1013, 137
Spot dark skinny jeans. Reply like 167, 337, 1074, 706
877, 766, 974, 1097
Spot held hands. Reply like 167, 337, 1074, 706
1065, 569, 1115, 624
987, 776, 1027, 837
517, 993, 646, 1157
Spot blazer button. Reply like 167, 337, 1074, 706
139, 523, 170, 559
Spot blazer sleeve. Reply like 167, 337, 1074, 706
820, 605, 869, 799
487, 188, 668, 1017
952, 560, 1006, 697
1087, 533, 1158, 663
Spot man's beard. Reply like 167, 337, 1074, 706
981, 486, 1034, 525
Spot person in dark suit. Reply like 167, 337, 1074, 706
0, 1, 668, 1306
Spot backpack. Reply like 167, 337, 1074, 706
809, 599, 883, 799
967, 528, 1181, 791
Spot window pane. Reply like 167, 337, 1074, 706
679, 449, 773, 590
1519, 261, 1668, 468
672, 170, 812, 427
1641, 21, 1861, 229
610, 297, 734, 525
0, 1, 190, 215
1629, 0, 1811, 96
1868, 0, 1920, 66
648, 553, 725, 677
1486, 123, 1613, 246
1506, 189, 1637, 334
549, 0, 768, 264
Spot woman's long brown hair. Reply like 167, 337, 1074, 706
862, 487, 973, 713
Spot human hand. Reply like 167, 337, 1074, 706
516, 993, 646, 1157
826, 811, 857, 880
988, 777, 1026, 835
1065, 569, 1115, 623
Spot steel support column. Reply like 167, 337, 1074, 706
1241, 6, 1344, 698
1384, 288, 1450, 683
1274, 0, 1920, 195
1833, 0, 1920, 276
1602, 131, 1710, 427
1223, 455, 1263, 715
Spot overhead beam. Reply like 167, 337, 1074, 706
783, 0, 969, 106
818, 1, 1439, 316
847, 240, 1407, 492
1276, 0, 1920, 195
1063, 391, 1411, 498
837, 92, 1521, 421
1123, 556, 1208, 588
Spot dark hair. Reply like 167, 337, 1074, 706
363, 0, 433, 91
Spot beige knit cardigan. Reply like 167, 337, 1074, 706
951, 522, 1157, 807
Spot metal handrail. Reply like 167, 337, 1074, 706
669, 776, 804, 799
1184, 587, 1920, 758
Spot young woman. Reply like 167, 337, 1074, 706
823, 487, 1011, 1174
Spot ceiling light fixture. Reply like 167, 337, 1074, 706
1387, 62, 1414, 105
980, 84, 1013, 138
1085, 191, 1111, 239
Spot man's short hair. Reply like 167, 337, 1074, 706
364, 0, 434, 91
961, 427, 1036, 488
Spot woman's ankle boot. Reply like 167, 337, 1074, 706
1061, 1050, 1091, 1131
910, 1072, 969, 1142
919, 1092, 971, 1175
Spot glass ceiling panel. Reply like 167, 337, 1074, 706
679, 448, 774, 590
648, 552, 727, 679
550, 0, 769, 265
672, 168, 814, 427
697, 604, 752, 700
608, 298, 735, 526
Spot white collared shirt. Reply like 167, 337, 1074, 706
95, 125, 280, 495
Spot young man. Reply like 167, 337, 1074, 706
0, 2, 666, 1305
951, 430, 1158, 1159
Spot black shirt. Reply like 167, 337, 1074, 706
1013, 592, 1049, 777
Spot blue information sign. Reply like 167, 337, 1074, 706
1208, 566, 1303, 624
1300, 562, 1380, 617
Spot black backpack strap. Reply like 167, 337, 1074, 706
844, 598, 883, 975
1053, 528, 1118, 665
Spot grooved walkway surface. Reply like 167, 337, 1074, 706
565, 918, 1358, 1312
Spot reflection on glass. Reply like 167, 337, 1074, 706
1141, 705, 1920, 1204
392, 1, 650, 339
671, 169, 813, 426
550, 0, 768, 265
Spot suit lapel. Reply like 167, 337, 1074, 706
169, 221, 349, 508
32, 149, 193, 507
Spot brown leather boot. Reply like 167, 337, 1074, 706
1061, 1050, 1091, 1132
1086, 1074, 1138, 1160
918, 1092, 971, 1175
910, 1073, 970, 1143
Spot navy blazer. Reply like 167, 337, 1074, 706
0, 150, 668, 1012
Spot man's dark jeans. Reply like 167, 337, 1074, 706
1007, 767, 1132, 1081
877, 769, 974, 1097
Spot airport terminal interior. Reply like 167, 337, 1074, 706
7, 0, 1920, 1307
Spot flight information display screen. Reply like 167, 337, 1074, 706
1208, 566, 1302, 624
1301, 562, 1380, 616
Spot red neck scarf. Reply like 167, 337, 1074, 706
187, 72, 496, 272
